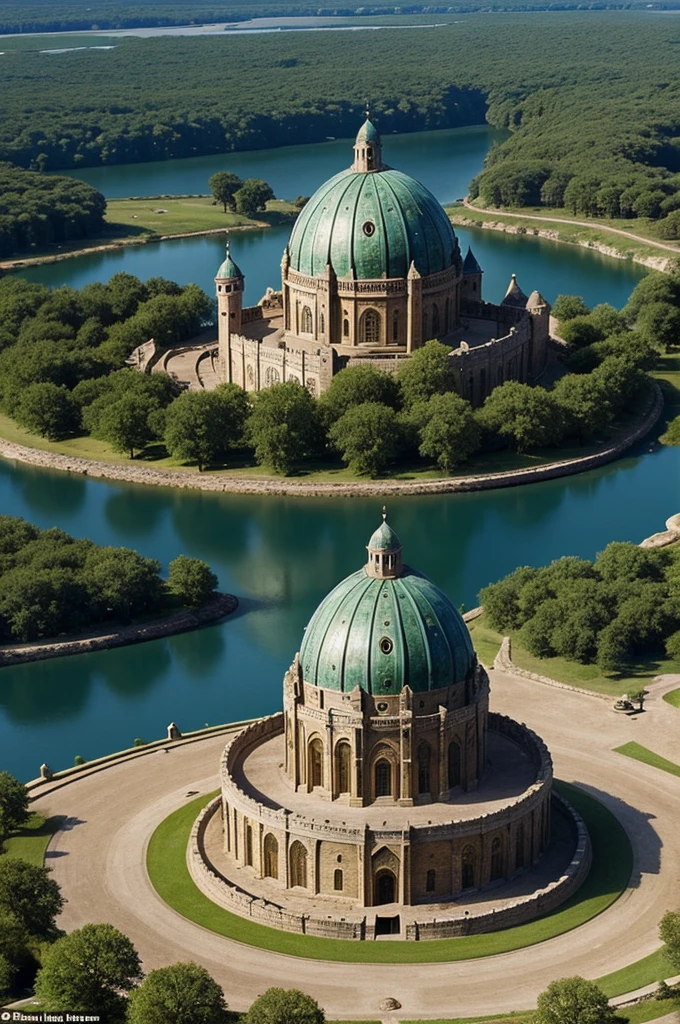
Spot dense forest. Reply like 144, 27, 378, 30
3, 14, 680, 229
479, 542, 680, 674
2, 0, 679, 34
0, 165, 105, 258
0, 515, 217, 643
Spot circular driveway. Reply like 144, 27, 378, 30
32, 670, 680, 1019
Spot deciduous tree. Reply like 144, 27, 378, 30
167, 555, 218, 607
329, 402, 400, 477
0, 771, 29, 840
244, 988, 325, 1024
533, 976, 620, 1024
208, 171, 243, 213
127, 962, 228, 1024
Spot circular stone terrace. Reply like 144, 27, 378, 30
191, 712, 589, 939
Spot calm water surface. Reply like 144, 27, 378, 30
3, 126, 675, 780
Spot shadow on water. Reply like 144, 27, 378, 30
104, 488, 167, 539
15, 466, 87, 519
0, 658, 95, 724
168, 626, 226, 679
100, 641, 172, 698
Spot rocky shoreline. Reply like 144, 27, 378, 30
0, 592, 238, 668
448, 213, 673, 273
0, 382, 664, 497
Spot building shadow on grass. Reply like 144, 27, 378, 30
569, 781, 662, 883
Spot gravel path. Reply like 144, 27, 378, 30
30, 669, 680, 1019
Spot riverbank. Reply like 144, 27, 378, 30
0, 591, 238, 668
0, 196, 298, 272
448, 201, 680, 273
0, 382, 664, 496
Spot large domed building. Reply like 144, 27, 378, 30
213, 118, 551, 403
191, 513, 591, 940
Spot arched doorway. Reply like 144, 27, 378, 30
308, 737, 323, 789
461, 844, 476, 890
374, 758, 392, 798
263, 833, 278, 879
375, 869, 397, 905
417, 742, 431, 796
448, 740, 461, 788
360, 308, 381, 345
334, 740, 351, 796
290, 841, 308, 888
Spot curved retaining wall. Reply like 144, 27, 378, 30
0, 593, 238, 669
0, 383, 663, 497
188, 786, 590, 941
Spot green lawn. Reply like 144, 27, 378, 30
598, 949, 676, 998
2, 812, 63, 866
104, 196, 298, 238
470, 614, 679, 697
663, 689, 680, 708
147, 780, 631, 965
613, 742, 680, 778
405, 1000, 680, 1024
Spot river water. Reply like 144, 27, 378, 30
2, 126, 677, 781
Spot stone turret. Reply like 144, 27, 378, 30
461, 245, 483, 302
352, 116, 385, 173
215, 238, 244, 381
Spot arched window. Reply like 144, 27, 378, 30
375, 758, 392, 798
245, 823, 253, 866
490, 837, 503, 881
301, 306, 313, 334
319, 312, 325, 334
264, 365, 280, 386
308, 737, 323, 789
515, 824, 525, 871
426, 868, 436, 893
448, 740, 461, 789
343, 318, 350, 338
334, 869, 344, 891
263, 833, 279, 879
461, 845, 476, 889
431, 304, 440, 337
423, 308, 429, 339
334, 741, 351, 796
360, 309, 381, 345
392, 309, 399, 343
417, 743, 431, 796
290, 841, 307, 888
376, 869, 396, 905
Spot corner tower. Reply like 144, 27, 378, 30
215, 238, 244, 379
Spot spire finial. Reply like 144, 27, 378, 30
382, 505, 387, 521
225, 232, 230, 256
365, 98, 370, 121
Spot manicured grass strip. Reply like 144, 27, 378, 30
662, 689, 680, 708
2, 812, 63, 866
147, 781, 630, 964
614, 742, 680, 779
598, 949, 675, 999
399, 997, 680, 1023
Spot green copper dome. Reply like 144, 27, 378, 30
368, 519, 401, 552
216, 241, 243, 280
356, 117, 380, 143
287, 163, 459, 280
299, 522, 475, 695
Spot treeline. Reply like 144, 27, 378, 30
5, 14, 680, 232
0, 273, 212, 442
2, 1, 673, 35
0, 163, 106, 258
479, 541, 680, 674
0, 271, 667, 475
0, 515, 218, 643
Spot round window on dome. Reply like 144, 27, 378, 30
379, 637, 393, 655
362, 220, 376, 237
377, 702, 388, 712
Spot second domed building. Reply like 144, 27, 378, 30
214, 118, 551, 404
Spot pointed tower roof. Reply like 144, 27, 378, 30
462, 246, 483, 275
356, 117, 380, 144
526, 289, 549, 309
501, 273, 529, 309
215, 238, 243, 280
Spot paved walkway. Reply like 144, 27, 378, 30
462, 198, 680, 254
31, 670, 680, 1019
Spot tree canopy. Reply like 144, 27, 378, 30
35, 923, 142, 1022
0, 771, 30, 842
533, 976, 621, 1024
244, 988, 325, 1024
127, 961, 228, 1024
